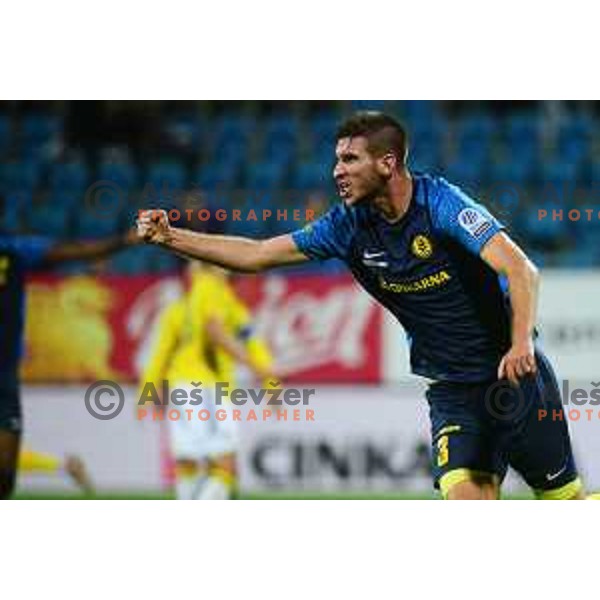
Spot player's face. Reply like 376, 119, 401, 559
333, 136, 388, 206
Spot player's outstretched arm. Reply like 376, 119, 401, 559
136, 209, 307, 273
480, 231, 540, 384
42, 229, 139, 264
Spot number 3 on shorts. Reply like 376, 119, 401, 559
437, 435, 449, 467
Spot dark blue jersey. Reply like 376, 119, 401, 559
0, 235, 53, 372
292, 174, 513, 382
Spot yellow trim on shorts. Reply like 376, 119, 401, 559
535, 477, 583, 500
439, 468, 497, 499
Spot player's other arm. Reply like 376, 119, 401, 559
480, 231, 540, 384
136, 210, 306, 273
41, 229, 138, 264
431, 180, 539, 385
205, 315, 276, 382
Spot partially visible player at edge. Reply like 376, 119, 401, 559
137, 111, 593, 500
0, 229, 138, 499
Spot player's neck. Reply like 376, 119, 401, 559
372, 170, 413, 224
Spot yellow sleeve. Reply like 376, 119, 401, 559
139, 305, 180, 395
19, 449, 61, 473
247, 338, 275, 384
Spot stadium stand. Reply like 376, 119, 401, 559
1, 100, 599, 273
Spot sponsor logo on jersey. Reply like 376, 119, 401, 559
378, 269, 451, 293
410, 234, 433, 259
458, 208, 492, 238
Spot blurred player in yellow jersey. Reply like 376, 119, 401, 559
140, 262, 276, 500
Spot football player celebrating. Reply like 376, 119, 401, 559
136, 111, 587, 500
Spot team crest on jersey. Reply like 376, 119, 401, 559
458, 208, 492, 239
411, 234, 433, 259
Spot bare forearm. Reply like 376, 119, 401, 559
44, 234, 130, 264
159, 228, 287, 273
159, 228, 260, 272
506, 261, 539, 344
137, 209, 307, 271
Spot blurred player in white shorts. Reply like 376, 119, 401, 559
141, 263, 276, 500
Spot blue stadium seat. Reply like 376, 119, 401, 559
264, 115, 299, 143
398, 101, 440, 123
163, 115, 203, 149
22, 113, 62, 143
557, 114, 592, 164
0, 114, 11, 154
245, 162, 287, 191
0, 161, 42, 192
262, 117, 298, 166
292, 162, 329, 191
410, 116, 445, 147
146, 161, 187, 197
45, 190, 86, 215
27, 204, 71, 237
109, 248, 144, 274
213, 115, 254, 147
520, 200, 570, 249
350, 100, 387, 111
444, 157, 488, 195
194, 162, 240, 191
263, 138, 297, 168
457, 113, 496, 140
410, 134, 442, 173
49, 160, 89, 192
454, 113, 496, 165
537, 161, 580, 206
503, 113, 541, 164
308, 113, 339, 160
212, 136, 248, 167
0, 191, 31, 233
97, 160, 139, 191
75, 206, 120, 238
490, 156, 537, 187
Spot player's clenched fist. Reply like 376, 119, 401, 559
136, 209, 170, 244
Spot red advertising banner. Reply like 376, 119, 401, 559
235, 274, 383, 383
22, 273, 383, 384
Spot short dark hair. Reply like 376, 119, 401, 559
336, 111, 408, 165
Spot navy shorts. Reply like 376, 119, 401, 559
0, 370, 22, 434
427, 352, 579, 493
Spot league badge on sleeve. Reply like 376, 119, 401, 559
457, 208, 492, 239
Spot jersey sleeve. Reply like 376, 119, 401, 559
429, 178, 504, 255
1, 236, 55, 269
291, 204, 355, 261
